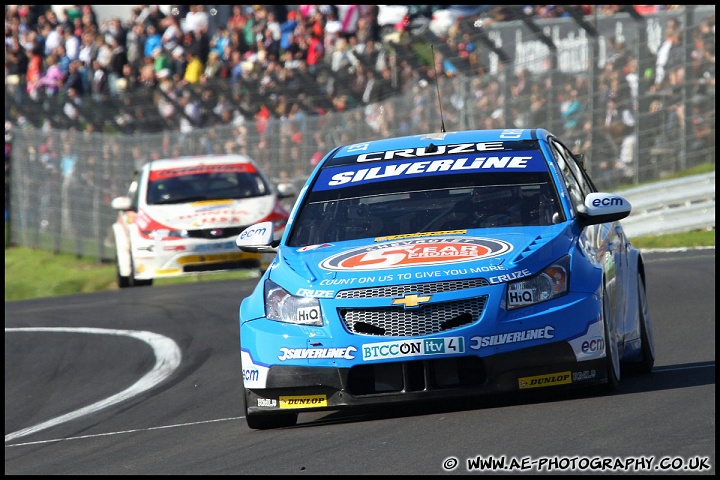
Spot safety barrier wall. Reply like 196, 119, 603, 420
617, 172, 716, 238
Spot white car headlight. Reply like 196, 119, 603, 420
264, 279, 323, 326
506, 255, 570, 310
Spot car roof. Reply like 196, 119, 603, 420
145, 154, 258, 172
328, 128, 550, 162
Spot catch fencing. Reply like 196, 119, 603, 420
5, 6, 715, 260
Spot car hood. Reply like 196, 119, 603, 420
142, 196, 275, 230
269, 225, 574, 291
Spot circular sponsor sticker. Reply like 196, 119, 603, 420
319, 237, 513, 271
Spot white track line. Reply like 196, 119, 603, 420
5, 327, 182, 442
5, 417, 245, 448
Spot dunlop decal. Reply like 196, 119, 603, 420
518, 371, 572, 389
279, 395, 328, 409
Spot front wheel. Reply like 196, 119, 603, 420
635, 272, 655, 373
116, 255, 130, 288
603, 285, 620, 392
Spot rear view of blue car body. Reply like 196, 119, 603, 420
237, 128, 655, 429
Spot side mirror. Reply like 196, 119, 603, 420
578, 192, 632, 227
111, 196, 132, 211
236, 221, 279, 253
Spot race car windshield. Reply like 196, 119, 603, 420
147, 171, 269, 205
286, 171, 564, 247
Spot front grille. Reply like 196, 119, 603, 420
339, 296, 488, 337
186, 226, 246, 240
346, 356, 486, 395
335, 279, 489, 299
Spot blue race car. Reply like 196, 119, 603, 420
236, 128, 655, 429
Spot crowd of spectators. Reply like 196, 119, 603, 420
7, 5, 706, 128
5, 5, 393, 133
4, 5, 714, 247
4, 5, 715, 180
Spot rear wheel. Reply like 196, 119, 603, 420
602, 285, 620, 392
635, 272, 655, 373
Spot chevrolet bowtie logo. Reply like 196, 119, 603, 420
392, 294, 431, 308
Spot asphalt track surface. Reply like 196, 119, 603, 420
5, 248, 715, 475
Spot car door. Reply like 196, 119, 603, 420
565, 142, 633, 348
549, 138, 629, 347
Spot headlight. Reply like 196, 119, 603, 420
506, 255, 570, 310
264, 279, 323, 326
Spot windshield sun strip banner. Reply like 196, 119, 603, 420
328, 138, 540, 165
149, 163, 257, 181
312, 151, 548, 192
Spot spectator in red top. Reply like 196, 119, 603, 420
308, 9, 326, 40
227, 5, 247, 32
255, 104, 271, 136
25, 46, 44, 99
305, 31, 324, 75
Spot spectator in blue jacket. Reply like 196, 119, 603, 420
143, 23, 162, 59
280, 10, 298, 52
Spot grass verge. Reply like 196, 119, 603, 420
4, 229, 714, 302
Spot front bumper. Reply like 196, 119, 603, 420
243, 342, 607, 415
133, 247, 262, 279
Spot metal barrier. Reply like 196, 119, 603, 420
618, 172, 716, 237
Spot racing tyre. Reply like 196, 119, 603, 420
634, 272, 655, 374
116, 256, 130, 289
602, 284, 620, 392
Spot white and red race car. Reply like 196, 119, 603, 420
111, 154, 293, 287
